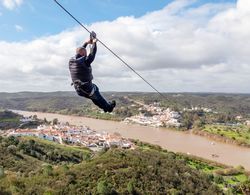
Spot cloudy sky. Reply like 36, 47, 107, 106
1, 0, 249, 93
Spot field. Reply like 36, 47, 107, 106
202, 124, 250, 146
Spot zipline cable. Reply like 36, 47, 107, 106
54, 0, 166, 98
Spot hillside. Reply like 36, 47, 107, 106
0, 136, 249, 194
1, 91, 250, 120
0, 110, 21, 130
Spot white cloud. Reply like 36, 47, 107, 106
15, 24, 23, 32
1, 0, 23, 10
0, 0, 250, 93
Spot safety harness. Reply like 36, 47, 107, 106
71, 80, 96, 97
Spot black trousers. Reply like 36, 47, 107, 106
74, 82, 113, 112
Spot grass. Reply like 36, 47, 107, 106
223, 173, 248, 187
235, 174, 249, 182
187, 160, 219, 173
177, 153, 249, 192
202, 124, 250, 145
0, 118, 20, 123
191, 162, 249, 191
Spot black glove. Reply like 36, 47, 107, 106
90, 31, 96, 40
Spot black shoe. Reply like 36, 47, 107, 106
108, 100, 116, 112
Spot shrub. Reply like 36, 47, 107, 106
214, 168, 241, 176
127, 180, 137, 194
7, 145, 17, 154
0, 166, 4, 178
214, 175, 224, 184
97, 180, 114, 195
43, 165, 53, 176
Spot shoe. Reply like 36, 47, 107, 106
108, 100, 116, 112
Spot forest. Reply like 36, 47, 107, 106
0, 136, 249, 194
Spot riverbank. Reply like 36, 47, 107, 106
194, 124, 250, 148
13, 110, 250, 171
193, 129, 250, 148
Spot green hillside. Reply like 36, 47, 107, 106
0, 136, 249, 194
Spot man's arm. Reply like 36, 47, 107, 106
82, 40, 91, 48
85, 39, 97, 65
74, 39, 94, 64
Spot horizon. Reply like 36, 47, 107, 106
1, 90, 250, 95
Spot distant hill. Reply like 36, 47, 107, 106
0, 91, 76, 99
1, 91, 250, 119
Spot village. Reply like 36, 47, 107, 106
0, 122, 134, 151
124, 102, 250, 128
124, 103, 182, 127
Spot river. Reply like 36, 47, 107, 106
15, 110, 250, 171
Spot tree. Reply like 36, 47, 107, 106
33, 115, 38, 120
183, 118, 193, 130
43, 118, 48, 124
97, 180, 113, 195
0, 166, 4, 178
5, 136, 19, 146
43, 165, 53, 176
127, 180, 137, 194
52, 118, 58, 125
241, 180, 250, 194
7, 145, 17, 154
193, 118, 205, 128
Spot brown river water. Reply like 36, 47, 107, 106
15, 110, 250, 171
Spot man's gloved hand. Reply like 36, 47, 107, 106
90, 31, 96, 40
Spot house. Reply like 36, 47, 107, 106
20, 117, 35, 123
245, 120, 250, 126
8, 129, 38, 137
121, 142, 131, 149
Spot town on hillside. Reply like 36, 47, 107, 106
1, 122, 134, 151
124, 102, 181, 127
124, 101, 250, 129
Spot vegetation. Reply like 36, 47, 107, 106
200, 124, 250, 147
179, 109, 250, 146
0, 110, 42, 130
0, 110, 21, 130
2, 136, 91, 166
0, 137, 249, 194
2, 91, 250, 119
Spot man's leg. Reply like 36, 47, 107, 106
90, 84, 116, 112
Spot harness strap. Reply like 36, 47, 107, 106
71, 80, 95, 97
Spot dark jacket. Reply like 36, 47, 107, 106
69, 42, 97, 82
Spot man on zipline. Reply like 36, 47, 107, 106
69, 31, 116, 113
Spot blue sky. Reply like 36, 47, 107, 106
0, 0, 170, 41
0, 0, 235, 42
1, 0, 250, 93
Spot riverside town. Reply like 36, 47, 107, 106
1, 124, 134, 151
